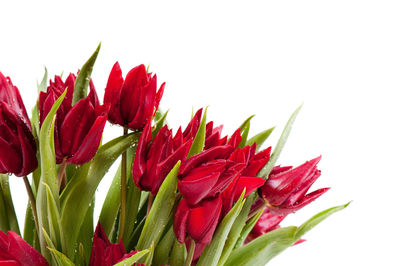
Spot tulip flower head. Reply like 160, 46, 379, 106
104, 62, 165, 130
259, 156, 330, 216
0, 72, 38, 176
89, 223, 145, 266
38, 74, 107, 165
0, 230, 49, 266
174, 127, 270, 246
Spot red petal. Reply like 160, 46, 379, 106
60, 98, 95, 157
174, 199, 190, 243
16, 125, 37, 176
233, 176, 265, 201
132, 121, 152, 188
104, 62, 124, 126
179, 171, 220, 206
187, 196, 222, 244
67, 114, 107, 165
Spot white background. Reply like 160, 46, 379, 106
1, 1, 399, 265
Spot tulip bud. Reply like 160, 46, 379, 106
89, 223, 144, 266
104, 62, 165, 130
39, 74, 107, 164
259, 156, 330, 215
0, 73, 38, 176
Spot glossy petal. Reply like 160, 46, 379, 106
104, 62, 124, 125
67, 115, 107, 164
178, 171, 220, 206
187, 196, 222, 244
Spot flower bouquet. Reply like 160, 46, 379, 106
0, 44, 349, 266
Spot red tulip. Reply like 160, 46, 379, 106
132, 121, 192, 194
174, 128, 271, 246
39, 74, 107, 164
0, 230, 48, 266
104, 62, 165, 130
259, 156, 330, 215
0, 73, 37, 176
89, 223, 145, 266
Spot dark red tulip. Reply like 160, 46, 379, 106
0, 230, 48, 266
39, 74, 107, 164
259, 156, 330, 215
104, 62, 165, 130
132, 121, 192, 194
89, 223, 145, 266
0, 73, 37, 176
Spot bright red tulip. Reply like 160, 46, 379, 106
89, 223, 145, 266
259, 156, 330, 215
0, 73, 37, 176
174, 128, 271, 246
104, 62, 165, 130
174, 196, 222, 244
39, 74, 107, 164
0, 230, 48, 266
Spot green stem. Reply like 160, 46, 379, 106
146, 193, 154, 217
246, 200, 267, 222
118, 127, 128, 241
23, 176, 39, 234
185, 239, 196, 266
57, 158, 67, 191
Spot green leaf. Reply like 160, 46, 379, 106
218, 193, 257, 266
44, 183, 64, 252
153, 109, 169, 137
77, 199, 94, 263
98, 165, 122, 237
170, 238, 187, 266
258, 105, 302, 178
234, 208, 264, 249
224, 226, 297, 266
113, 249, 149, 266
225, 202, 350, 266
0, 174, 20, 234
143, 242, 155, 265
37, 67, 48, 93
295, 202, 351, 239
136, 161, 180, 250
197, 191, 246, 266
238, 115, 255, 148
154, 226, 175, 266
36, 89, 67, 260
246, 127, 275, 151
47, 248, 75, 266
60, 132, 140, 259
72, 43, 101, 105
187, 107, 207, 158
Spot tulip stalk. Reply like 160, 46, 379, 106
22, 176, 39, 234
57, 158, 67, 191
118, 127, 128, 241
185, 238, 196, 266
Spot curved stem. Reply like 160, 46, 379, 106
118, 127, 128, 241
23, 176, 39, 234
185, 238, 196, 266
